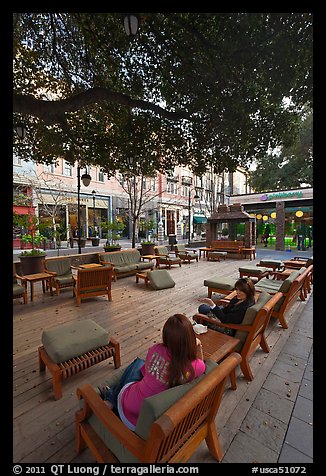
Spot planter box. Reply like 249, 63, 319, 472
20, 255, 46, 275
103, 246, 121, 252
141, 244, 156, 255
92, 238, 100, 246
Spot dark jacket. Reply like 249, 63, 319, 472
211, 296, 255, 325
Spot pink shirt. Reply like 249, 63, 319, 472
117, 343, 205, 430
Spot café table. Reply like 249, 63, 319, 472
22, 272, 55, 302
196, 329, 240, 390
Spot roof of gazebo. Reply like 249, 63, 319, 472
207, 203, 255, 223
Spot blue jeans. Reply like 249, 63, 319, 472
103, 357, 145, 409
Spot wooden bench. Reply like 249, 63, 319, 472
210, 240, 244, 257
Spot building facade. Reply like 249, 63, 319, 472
13, 157, 251, 247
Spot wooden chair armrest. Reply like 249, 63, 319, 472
76, 384, 145, 457
15, 274, 27, 286
45, 270, 57, 276
194, 314, 252, 332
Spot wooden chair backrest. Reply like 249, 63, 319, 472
281, 265, 312, 312
76, 267, 113, 291
211, 240, 244, 250
242, 292, 283, 352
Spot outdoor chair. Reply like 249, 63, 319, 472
44, 257, 73, 295
13, 262, 27, 304
193, 291, 283, 382
254, 266, 312, 329
76, 353, 242, 463
154, 246, 182, 269
72, 266, 113, 306
174, 244, 199, 263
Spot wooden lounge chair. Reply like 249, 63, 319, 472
76, 353, 241, 463
254, 265, 312, 329
154, 246, 182, 269
13, 262, 27, 304
174, 244, 199, 263
194, 292, 283, 382
44, 257, 73, 295
72, 266, 113, 306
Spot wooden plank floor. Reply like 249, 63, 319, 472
13, 256, 310, 463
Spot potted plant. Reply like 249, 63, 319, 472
102, 220, 124, 252
141, 240, 156, 256
14, 213, 47, 274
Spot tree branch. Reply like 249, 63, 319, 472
13, 88, 190, 124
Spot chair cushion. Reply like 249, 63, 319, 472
13, 283, 25, 296
278, 270, 301, 293
234, 292, 271, 351
208, 251, 227, 256
100, 252, 125, 266
155, 246, 169, 256
259, 260, 283, 268
239, 266, 269, 275
45, 257, 72, 276
176, 244, 186, 252
147, 269, 175, 290
121, 250, 141, 265
204, 277, 234, 290
114, 265, 138, 274
135, 261, 155, 271
255, 279, 282, 292
55, 273, 74, 285
42, 319, 108, 364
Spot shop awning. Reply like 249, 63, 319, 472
193, 216, 207, 224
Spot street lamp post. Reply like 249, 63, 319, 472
92, 190, 96, 236
77, 164, 91, 254
182, 176, 199, 245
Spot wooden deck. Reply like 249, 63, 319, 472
13, 255, 310, 463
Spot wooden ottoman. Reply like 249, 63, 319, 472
204, 277, 235, 297
38, 319, 121, 400
257, 260, 284, 271
239, 266, 270, 282
207, 251, 227, 261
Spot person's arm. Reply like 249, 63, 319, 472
217, 300, 249, 324
195, 337, 204, 360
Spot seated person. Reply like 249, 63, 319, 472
99, 314, 205, 431
197, 277, 255, 335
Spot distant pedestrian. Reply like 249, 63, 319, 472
263, 224, 271, 247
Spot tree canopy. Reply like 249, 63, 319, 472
249, 110, 313, 191
13, 12, 313, 176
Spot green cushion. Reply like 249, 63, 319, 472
255, 279, 282, 292
42, 319, 108, 364
121, 250, 141, 265
55, 274, 74, 285
204, 277, 234, 289
259, 260, 283, 267
147, 269, 175, 290
208, 251, 227, 256
155, 246, 169, 256
176, 244, 186, 252
279, 270, 301, 293
45, 257, 72, 276
234, 292, 271, 351
135, 262, 155, 271
114, 265, 138, 273
239, 266, 269, 275
13, 283, 25, 296
101, 252, 125, 266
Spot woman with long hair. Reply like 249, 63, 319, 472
100, 314, 205, 431
197, 277, 256, 335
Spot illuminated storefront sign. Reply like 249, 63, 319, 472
260, 191, 303, 201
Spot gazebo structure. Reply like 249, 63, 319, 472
206, 203, 256, 248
